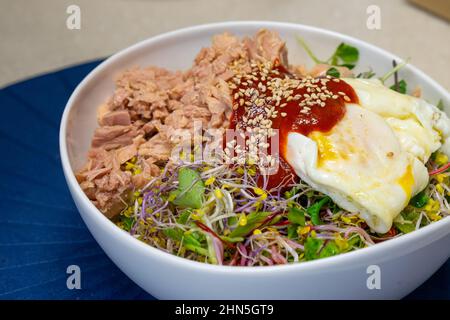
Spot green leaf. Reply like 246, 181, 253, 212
169, 167, 205, 209
163, 227, 209, 256
184, 243, 209, 256
287, 207, 306, 226
335, 43, 359, 63
347, 235, 362, 248
304, 237, 324, 261
304, 237, 340, 261
227, 216, 238, 227
121, 216, 134, 232
220, 235, 245, 243
319, 241, 340, 259
409, 190, 429, 208
229, 211, 272, 238
307, 197, 330, 225
163, 227, 184, 241
296, 38, 359, 70
329, 43, 359, 68
177, 209, 192, 224
339, 63, 356, 70
326, 67, 340, 78
394, 208, 421, 234
394, 221, 416, 234
437, 99, 445, 111
287, 224, 298, 239
390, 79, 407, 94
163, 228, 202, 247
284, 186, 300, 199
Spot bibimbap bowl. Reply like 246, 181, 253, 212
60, 21, 450, 299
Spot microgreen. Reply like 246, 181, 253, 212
229, 211, 272, 238
297, 36, 359, 69
307, 197, 330, 225
169, 167, 205, 209
390, 79, 407, 94
326, 67, 340, 78
409, 190, 429, 208
287, 207, 306, 226
329, 43, 359, 69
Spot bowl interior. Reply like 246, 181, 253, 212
64, 22, 450, 172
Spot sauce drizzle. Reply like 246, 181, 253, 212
227, 59, 358, 190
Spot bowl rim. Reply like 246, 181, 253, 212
60, 20, 450, 274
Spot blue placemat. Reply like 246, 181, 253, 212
0, 60, 448, 300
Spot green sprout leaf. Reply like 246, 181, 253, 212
287, 207, 306, 226
163, 227, 209, 256
304, 237, 323, 261
169, 167, 205, 209
319, 241, 340, 258
307, 197, 330, 225
229, 211, 272, 238
409, 190, 429, 208
220, 235, 245, 243
326, 67, 340, 78
287, 224, 298, 239
177, 209, 192, 224
304, 237, 340, 261
394, 209, 421, 234
297, 37, 359, 70
329, 43, 359, 69
390, 79, 407, 94
121, 216, 134, 232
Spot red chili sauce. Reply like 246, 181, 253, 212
227, 59, 358, 190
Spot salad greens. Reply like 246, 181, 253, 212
115, 147, 449, 266
329, 43, 359, 69
326, 67, 340, 78
287, 207, 306, 226
410, 190, 429, 208
110, 40, 450, 267
390, 79, 407, 94
307, 197, 330, 226
297, 36, 413, 94
296, 36, 359, 70
169, 167, 205, 209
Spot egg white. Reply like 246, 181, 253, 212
343, 78, 450, 160
285, 79, 450, 233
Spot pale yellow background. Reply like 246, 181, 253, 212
1, 0, 449, 89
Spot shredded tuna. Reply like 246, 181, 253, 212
99, 110, 131, 126
77, 29, 288, 217
91, 125, 139, 150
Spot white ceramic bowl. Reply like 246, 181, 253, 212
60, 21, 450, 299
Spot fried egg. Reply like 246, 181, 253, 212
285, 79, 450, 233
344, 78, 450, 160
